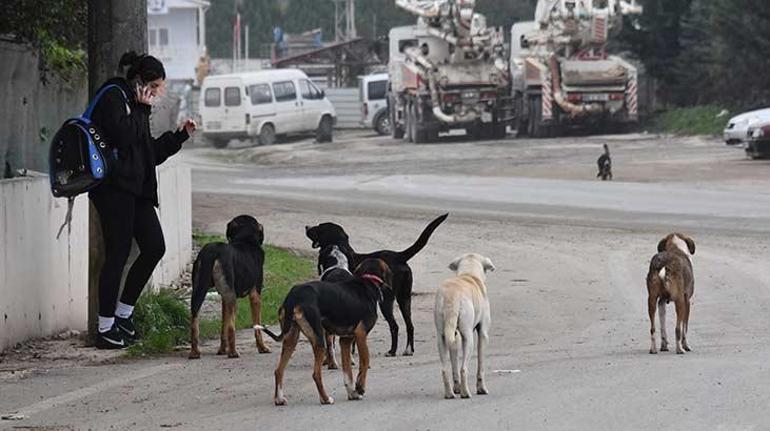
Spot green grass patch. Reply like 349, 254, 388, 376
127, 233, 315, 356
653, 105, 730, 136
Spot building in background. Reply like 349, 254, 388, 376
147, 0, 210, 83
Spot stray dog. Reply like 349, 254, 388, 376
597, 144, 612, 181
435, 253, 495, 399
257, 258, 392, 406
305, 213, 448, 356
646, 233, 696, 354
188, 215, 271, 359
318, 245, 355, 369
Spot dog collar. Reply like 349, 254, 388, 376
320, 265, 351, 280
360, 274, 384, 285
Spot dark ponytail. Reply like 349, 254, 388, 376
118, 51, 166, 83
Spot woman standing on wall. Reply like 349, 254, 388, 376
90, 51, 196, 349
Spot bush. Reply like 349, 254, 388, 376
653, 105, 730, 136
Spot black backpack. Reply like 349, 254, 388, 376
49, 83, 127, 238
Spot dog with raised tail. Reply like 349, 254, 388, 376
646, 233, 696, 354
434, 253, 495, 399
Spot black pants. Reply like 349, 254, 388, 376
90, 186, 166, 317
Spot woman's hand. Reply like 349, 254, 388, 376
135, 84, 155, 106
179, 118, 197, 136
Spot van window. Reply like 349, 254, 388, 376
299, 79, 323, 100
224, 87, 241, 106
273, 81, 297, 102
367, 80, 387, 100
249, 84, 272, 105
204, 88, 221, 107
398, 39, 418, 53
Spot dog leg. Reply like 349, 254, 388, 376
379, 296, 399, 356
324, 333, 339, 370
476, 327, 489, 395
274, 327, 299, 406
312, 341, 334, 405
658, 297, 669, 352
397, 295, 415, 356
249, 289, 271, 353
459, 330, 473, 399
437, 329, 455, 399
648, 295, 658, 354
675, 300, 686, 354
353, 325, 370, 397
217, 301, 227, 355
340, 337, 361, 400
682, 299, 692, 352
449, 339, 461, 394
226, 301, 239, 358
189, 314, 201, 359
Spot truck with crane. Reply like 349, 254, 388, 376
510, 0, 643, 137
386, 0, 515, 142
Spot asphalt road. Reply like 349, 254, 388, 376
2, 131, 769, 430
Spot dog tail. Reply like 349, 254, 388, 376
397, 213, 449, 262
255, 307, 291, 342
190, 246, 217, 318
443, 305, 461, 349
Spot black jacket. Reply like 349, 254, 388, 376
90, 77, 188, 206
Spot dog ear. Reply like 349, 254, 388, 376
448, 256, 461, 272
226, 219, 238, 242
657, 237, 667, 253
482, 257, 496, 272
684, 236, 695, 255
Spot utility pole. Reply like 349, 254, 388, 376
86, 0, 148, 341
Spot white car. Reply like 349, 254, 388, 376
200, 69, 336, 148
723, 107, 770, 145
359, 72, 390, 135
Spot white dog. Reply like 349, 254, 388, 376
434, 253, 495, 399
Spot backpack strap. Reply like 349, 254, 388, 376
56, 197, 76, 240
82, 84, 128, 121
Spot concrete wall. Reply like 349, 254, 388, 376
151, 162, 192, 290
0, 175, 89, 351
0, 39, 88, 176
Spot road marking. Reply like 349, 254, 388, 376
10, 363, 181, 418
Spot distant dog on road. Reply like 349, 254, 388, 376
188, 215, 271, 359
258, 258, 392, 406
597, 144, 612, 181
646, 233, 696, 354
305, 213, 448, 357
435, 253, 495, 399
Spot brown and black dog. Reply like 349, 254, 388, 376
305, 213, 448, 356
257, 258, 392, 406
188, 215, 271, 359
646, 233, 696, 355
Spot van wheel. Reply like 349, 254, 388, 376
374, 110, 391, 136
316, 116, 333, 143
258, 124, 276, 146
212, 139, 229, 149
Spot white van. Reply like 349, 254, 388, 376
359, 72, 389, 135
200, 69, 336, 148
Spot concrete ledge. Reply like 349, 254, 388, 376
0, 175, 89, 351
151, 162, 193, 290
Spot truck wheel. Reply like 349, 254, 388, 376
259, 124, 276, 146
212, 138, 229, 149
528, 96, 546, 138
412, 103, 430, 143
389, 96, 405, 139
374, 110, 391, 136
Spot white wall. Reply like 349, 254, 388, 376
151, 162, 192, 290
0, 165, 192, 351
0, 175, 89, 351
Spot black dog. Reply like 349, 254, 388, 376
189, 215, 271, 359
258, 258, 392, 406
305, 213, 448, 356
597, 144, 612, 181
